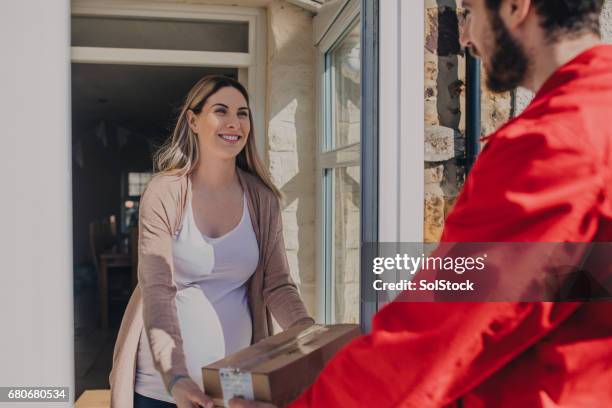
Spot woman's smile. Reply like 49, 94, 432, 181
218, 133, 242, 143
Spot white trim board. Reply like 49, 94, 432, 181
378, 0, 424, 242
72, 1, 263, 20
71, 47, 252, 67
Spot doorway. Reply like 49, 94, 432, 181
70, 1, 266, 399
72, 63, 237, 396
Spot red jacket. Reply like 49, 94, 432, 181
289, 45, 612, 407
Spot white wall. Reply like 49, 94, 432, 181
0, 1, 74, 405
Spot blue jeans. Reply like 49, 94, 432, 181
133, 393, 177, 408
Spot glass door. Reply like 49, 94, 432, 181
318, 12, 362, 324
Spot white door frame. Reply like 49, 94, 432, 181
378, 0, 424, 242
71, 0, 268, 154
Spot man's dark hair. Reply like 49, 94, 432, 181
485, 0, 605, 39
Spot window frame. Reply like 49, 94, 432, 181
360, 0, 380, 332
314, 0, 362, 324
120, 171, 153, 234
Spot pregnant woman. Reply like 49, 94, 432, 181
109, 75, 314, 408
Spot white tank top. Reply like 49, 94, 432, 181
135, 193, 259, 402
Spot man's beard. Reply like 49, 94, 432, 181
479, 12, 529, 93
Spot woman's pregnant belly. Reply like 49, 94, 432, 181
136, 286, 225, 398
136, 286, 253, 400
208, 285, 253, 355
175, 286, 226, 388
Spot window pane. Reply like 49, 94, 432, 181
71, 16, 249, 53
330, 22, 360, 149
332, 166, 360, 323
128, 172, 152, 197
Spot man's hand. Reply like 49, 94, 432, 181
228, 398, 278, 408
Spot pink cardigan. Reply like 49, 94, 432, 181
109, 168, 313, 407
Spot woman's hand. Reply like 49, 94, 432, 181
170, 377, 214, 408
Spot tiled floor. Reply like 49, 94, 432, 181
74, 279, 128, 399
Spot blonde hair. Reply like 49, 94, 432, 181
154, 75, 281, 198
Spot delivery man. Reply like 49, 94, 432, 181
231, 0, 612, 406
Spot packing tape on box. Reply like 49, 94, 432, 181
219, 325, 329, 405
227, 325, 329, 371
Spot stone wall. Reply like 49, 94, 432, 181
602, 0, 612, 41
424, 0, 513, 242
266, 0, 317, 316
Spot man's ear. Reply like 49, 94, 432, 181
500, 0, 531, 30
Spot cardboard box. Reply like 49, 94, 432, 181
202, 323, 360, 407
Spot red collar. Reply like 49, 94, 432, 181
533, 44, 612, 100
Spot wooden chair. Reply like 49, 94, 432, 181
88, 216, 116, 273
89, 216, 134, 328
130, 226, 139, 290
